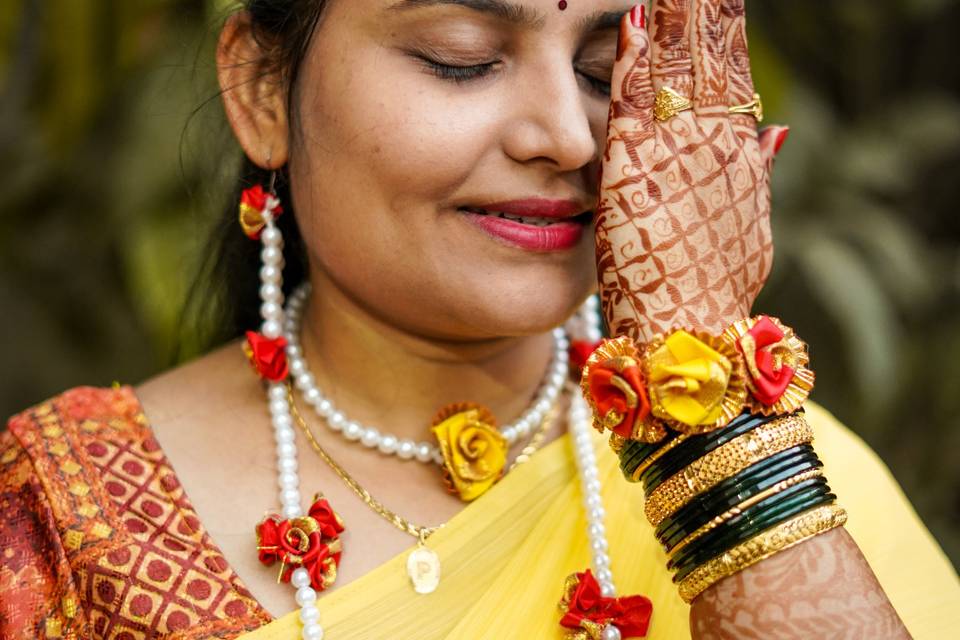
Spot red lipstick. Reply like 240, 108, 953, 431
458, 198, 591, 252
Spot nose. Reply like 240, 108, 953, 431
501, 57, 600, 174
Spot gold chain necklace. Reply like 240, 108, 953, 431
286, 381, 559, 593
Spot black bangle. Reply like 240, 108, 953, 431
641, 411, 789, 494
673, 487, 837, 582
655, 445, 821, 546
618, 432, 678, 482
667, 477, 830, 572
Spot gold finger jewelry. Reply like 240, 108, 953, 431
654, 87, 693, 122
728, 92, 764, 123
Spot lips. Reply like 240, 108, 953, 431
458, 202, 593, 252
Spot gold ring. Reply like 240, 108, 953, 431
729, 93, 764, 122
654, 87, 693, 122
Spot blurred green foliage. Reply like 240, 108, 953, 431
1, 1, 958, 567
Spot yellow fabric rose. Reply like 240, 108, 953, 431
432, 407, 507, 502
646, 330, 733, 427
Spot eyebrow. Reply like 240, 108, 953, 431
577, 9, 630, 33
388, 0, 544, 29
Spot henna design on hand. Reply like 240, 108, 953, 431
596, 0, 772, 343
690, 529, 912, 639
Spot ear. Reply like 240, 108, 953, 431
217, 12, 289, 169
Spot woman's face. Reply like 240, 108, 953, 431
289, 0, 630, 340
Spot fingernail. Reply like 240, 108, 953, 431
631, 4, 646, 29
773, 127, 790, 155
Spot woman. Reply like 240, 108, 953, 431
1, 0, 957, 638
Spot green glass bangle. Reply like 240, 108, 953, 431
659, 454, 823, 551
641, 411, 786, 493
671, 485, 836, 582
655, 445, 820, 545
667, 477, 829, 571
618, 433, 678, 482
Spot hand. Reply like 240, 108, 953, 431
596, 0, 789, 342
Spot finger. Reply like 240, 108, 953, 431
609, 5, 656, 137
758, 125, 789, 170
650, 0, 694, 97
690, 0, 728, 117
722, 0, 756, 127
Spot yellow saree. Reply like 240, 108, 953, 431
243, 403, 960, 639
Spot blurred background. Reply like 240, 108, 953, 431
0, 0, 957, 568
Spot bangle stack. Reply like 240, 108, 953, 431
579, 317, 847, 603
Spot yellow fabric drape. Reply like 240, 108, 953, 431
241, 403, 960, 639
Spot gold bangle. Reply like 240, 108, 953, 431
644, 414, 814, 527
668, 468, 824, 557
677, 504, 847, 603
630, 434, 690, 482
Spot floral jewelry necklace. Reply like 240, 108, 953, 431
283, 282, 569, 502
238, 183, 651, 639
284, 283, 570, 466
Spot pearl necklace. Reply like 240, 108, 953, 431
282, 283, 571, 465
251, 191, 621, 639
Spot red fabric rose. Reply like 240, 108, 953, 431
244, 331, 289, 382
739, 316, 796, 405
560, 569, 652, 638
587, 359, 651, 440
239, 185, 283, 239
255, 496, 344, 592
569, 340, 603, 380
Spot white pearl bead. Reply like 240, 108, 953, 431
270, 399, 289, 416
260, 283, 282, 303
272, 414, 293, 431
261, 226, 282, 245
589, 506, 606, 522
594, 554, 610, 571
282, 504, 301, 519
378, 434, 398, 455
301, 621, 324, 640
514, 417, 531, 434
601, 624, 621, 640
595, 567, 613, 584
261, 246, 283, 266
591, 537, 609, 553
415, 443, 434, 463
304, 387, 322, 405
397, 439, 415, 460
584, 494, 603, 511
299, 604, 319, 624
286, 344, 302, 359
278, 456, 298, 474
291, 568, 311, 589
588, 523, 606, 539
268, 385, 287, 401
585, 479, 602, 495
501, 427, 517, 443
295, 586, 317, 606
261, 301, 283, 321
260, 264, 280, 283
295, 373, 315, 391
343, 422, 362, 441
277, 442, 297, 460
274, 427, 295, 445
361, 427, 381, 448
290, 358, 307, 377
328, 412, 346, 431
317, 399, 333, 418
278, 471, 299, 490
281, 488, 301, 507
262, 319, 282, 339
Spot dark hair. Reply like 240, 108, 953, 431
181, 1, 328, 355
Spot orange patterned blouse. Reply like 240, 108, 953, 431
0, 386, 272, 639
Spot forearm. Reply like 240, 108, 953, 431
690, 528, 911, 639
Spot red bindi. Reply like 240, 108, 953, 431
558, 0, 567, 9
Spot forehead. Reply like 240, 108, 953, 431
371, 0, 633, 30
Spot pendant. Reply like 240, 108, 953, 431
407, 541, 441, 594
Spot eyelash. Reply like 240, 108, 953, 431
421, 58, 611, 96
